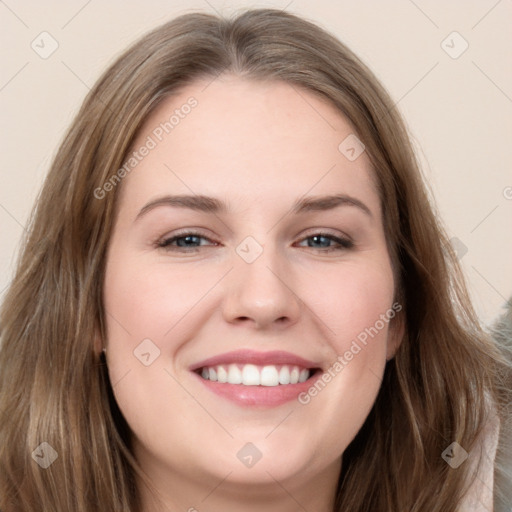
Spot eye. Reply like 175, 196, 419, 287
157, 231, 217, 252
295, 233, 354, 252
156, 230, 354, 253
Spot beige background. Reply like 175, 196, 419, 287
1, 0, 511, 326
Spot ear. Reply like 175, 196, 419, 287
386, 306, 405, 361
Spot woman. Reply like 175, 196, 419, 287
0, 8, 510, 512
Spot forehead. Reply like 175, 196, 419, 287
118, 75, 379, 215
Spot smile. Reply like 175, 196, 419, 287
198, 363, 311, 386
190, 349, 322, 406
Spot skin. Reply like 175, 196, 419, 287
101, 75, 403, 512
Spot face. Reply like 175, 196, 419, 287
101, 75, 402, 504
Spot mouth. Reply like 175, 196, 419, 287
195, 363, 319, 386
190, 350, 323, 407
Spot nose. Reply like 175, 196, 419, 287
221, 241, 302, 330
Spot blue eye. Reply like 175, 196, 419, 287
158, 232, 215, 251
157, 231, 353, 252
296, 233, 354, 252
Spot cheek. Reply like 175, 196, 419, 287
101, 255, 202, 443
101, 255, 226, 410
305, 259, 396, 348
102, 255, 221, 342
295, 260, 395, 449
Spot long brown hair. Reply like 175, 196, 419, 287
0, 8, 510, 511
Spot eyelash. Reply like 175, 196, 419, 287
157, 230, 354, 253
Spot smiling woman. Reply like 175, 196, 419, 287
0, 8, 510, 512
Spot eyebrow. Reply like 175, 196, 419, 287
135, 193, 373, 220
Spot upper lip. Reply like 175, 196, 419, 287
189, 349, 320, 371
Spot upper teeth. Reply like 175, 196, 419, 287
200, 364, 310, 386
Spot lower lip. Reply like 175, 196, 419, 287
192, 371, 320, 407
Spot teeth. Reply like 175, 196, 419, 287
227, 364, 242, 384
217, 365, 228, 383
199, 364, 311, 386
299, 369, 309, 383
242, 364, 260, 386
261, 366, 279, 386
278, 366, 290, 384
